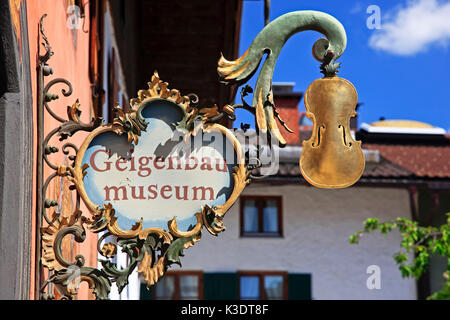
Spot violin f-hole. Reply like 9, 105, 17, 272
312, 124, 325, 147
338, 124, 352, 147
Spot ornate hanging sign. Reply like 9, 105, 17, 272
72, 75, 247, 238
38, 10, 364, 300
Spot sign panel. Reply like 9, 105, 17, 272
81, 99, 237, 231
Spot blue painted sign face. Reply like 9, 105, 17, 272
81, 99, 236, 232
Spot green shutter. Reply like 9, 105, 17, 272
203, 273, 238, 300
140, 282, 153, 300
288, 273, 312, 300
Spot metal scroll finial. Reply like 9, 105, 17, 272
218, 10, 347, 146
39, 14, 54, 66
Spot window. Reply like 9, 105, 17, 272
151, 271, 203, 300
141, 271, 312, 300
240, 196, 282, 237
238, 271, 287, 300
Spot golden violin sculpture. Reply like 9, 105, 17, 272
299, 75, 365, 188
218, 11, 365, 188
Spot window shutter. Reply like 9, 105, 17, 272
203, 273, 238, 300
140, 282, 152, 300
288, 273, 312, 300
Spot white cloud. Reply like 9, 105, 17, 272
350, 2, 363, 14
369, 0, 450, 55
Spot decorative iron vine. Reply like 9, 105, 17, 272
37, 8, 360, 299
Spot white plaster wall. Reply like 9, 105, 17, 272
176, 185, 417, 300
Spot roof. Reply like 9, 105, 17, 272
360, 122, 447, 135
247, 141, 450, 182
364, 144, 450, 178
248, 143, 414, 182
272, 82, 296, 94
254, 156, 413, 180
136, 0, 242, 110
359, 119, 450, 179
370, 120, 435, 128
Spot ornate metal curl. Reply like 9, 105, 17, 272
219, 10, 347, 147
37, 14, 110, 300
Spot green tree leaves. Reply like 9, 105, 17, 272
350, 213, 450, 300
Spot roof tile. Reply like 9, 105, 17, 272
364, 144, 450, 178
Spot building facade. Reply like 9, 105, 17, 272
0, 0, 448, 300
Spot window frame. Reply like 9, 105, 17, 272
152, 270, 203, 300
238, 271, 288, 300
240, 195, 283, 237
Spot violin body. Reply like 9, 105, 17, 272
299, 76, 365, 188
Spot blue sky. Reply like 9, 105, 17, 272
234, 0, 450, 132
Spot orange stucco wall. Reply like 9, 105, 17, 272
27, 0, 98, 299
